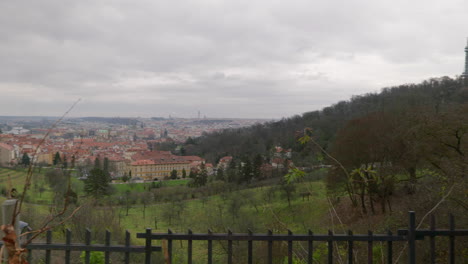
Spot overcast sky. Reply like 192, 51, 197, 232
0, 0, 467, 119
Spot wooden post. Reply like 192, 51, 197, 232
2, 199, 20, 260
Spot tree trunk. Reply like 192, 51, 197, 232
380, 194, 386, 214
360, 185, 367, 214
407, 167, 417, 194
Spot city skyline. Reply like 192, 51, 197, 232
0, 0, 467, 119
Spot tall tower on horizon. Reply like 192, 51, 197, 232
463, 37, 468, 85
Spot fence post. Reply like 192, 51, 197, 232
248, 229, 253, 264
45, 230, 52, 264
65, 229, 71, 264
125, 230, 130, 264
188, 229, 193, 264
168, 229, 173, 263
227, 229, 233, 264
387, 230, 393, 264
348, 230, 353, 264
328, 230, 333, 264
449, 214, 455, 264
105, 230, 111, 264
288, 230, 293, 264
367, 230, 373, 264
208, 229, 213, 264
145, 228, 152, 264
430, 215, 435, 264
408, 211, 416, 264
268, 229, 273, 264
308, 230, 313, 264
85, 228, 91, 264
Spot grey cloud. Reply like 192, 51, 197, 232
0, 0, 467, 118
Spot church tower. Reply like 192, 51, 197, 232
463, 38, 468, 85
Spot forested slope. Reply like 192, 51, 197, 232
184, 76, 467, 165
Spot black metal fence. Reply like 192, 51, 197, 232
0, 211, 466, 263
1, 228, 161, 264
137, 211, 467, 264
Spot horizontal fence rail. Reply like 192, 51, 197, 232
0, 212, 465, 263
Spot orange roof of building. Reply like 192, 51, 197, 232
0, 142, 14, 151
219, 156, 233, 162
131, 160, 155, 165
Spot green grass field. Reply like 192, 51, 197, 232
0, 166, 332, 263
111, 179, 189, 193
117, 180, 329, 234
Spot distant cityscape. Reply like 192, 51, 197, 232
0, 116, 270, 181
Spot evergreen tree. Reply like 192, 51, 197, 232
21, 153, 30, 167
122, 174, 129, 183
103, 157, 110, 179
196, 163, 208, 186
62, 155, 68, 169
253, 154, 263, 179
188, 170, 195, 179
226, 160, 237, 183
170, 169, 178, 179
182, 168, 187, 178
53, 152, 61, 166
240, 158, 252, 183
185, 137, 195, 145
94, 156, 101, 169
84, 168, 111, 197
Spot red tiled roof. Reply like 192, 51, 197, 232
131, 160, 155, 165
0, 143, 14, 151
182, 156, 204, 162
219, 156, 233, 162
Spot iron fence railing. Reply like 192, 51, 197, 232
0, 211, 465, 263
137, 212, 467, 264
